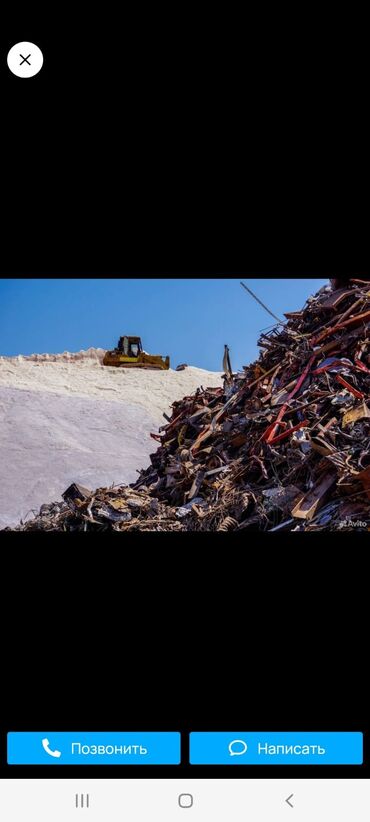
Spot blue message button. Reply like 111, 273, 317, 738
7, 732, 181, 765
190, 732, 363, 765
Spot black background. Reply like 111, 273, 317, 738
1, 7, 368, 780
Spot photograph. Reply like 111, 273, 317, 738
1, 274, 369, 533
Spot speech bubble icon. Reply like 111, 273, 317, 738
228, 739, 248, 756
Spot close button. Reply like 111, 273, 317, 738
7, 42, 43, 78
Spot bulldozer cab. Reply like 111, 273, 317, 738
103, 335, 169, 369
117, 336, 143, 357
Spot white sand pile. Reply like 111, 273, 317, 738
0, 349, 223, 528
0, 347, 106, 365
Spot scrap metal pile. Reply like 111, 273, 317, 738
7, 279, 370, 532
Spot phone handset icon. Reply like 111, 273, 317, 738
42, 738, 62, 758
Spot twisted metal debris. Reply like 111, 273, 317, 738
5, 279, 370, 532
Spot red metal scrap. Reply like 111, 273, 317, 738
313, 359, 350, 375
262, 420, 281, 442
263, 354, 317, 443
313, 358, 370, 376
310, 310, 370, 345
268, 419, 309, 445
161, 408, 189, 433
262, 407, 289, 443
354, 359, 370, 374
335, 375, 365, 399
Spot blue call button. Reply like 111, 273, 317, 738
190, 732, 363, 765
7, 732, 180, 765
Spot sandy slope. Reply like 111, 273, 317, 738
0, 348, 222, 423
0, 349, 223, 528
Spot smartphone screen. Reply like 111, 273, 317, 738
1, 24, 368, 821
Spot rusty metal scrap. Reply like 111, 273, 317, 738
5, 280, 370, 533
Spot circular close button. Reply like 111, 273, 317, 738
7, 42, 43, 78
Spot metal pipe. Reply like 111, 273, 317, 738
240, 281, 283, 323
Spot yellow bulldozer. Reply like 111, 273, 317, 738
103, 335, 170, 369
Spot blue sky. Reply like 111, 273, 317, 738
0, 278, 326, 371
